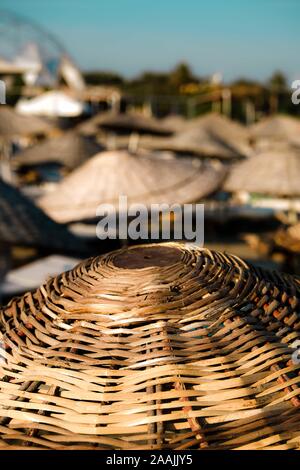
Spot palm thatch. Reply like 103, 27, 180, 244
39, 149, 226, 223
0, 242, 300, 450
78, 111, 173, 136
12, 131, 103, 170
250, 115, 300, 143
0, 106, 52, 138
224, 147, 300, 196
139, 113, 251, 159
0, 178, 85, 252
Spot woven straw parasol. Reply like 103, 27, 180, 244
39, 149, 226, 223
78, 111, 173, 137
250, 115, 300, 144
0, 178, 85, 252
224, 147, 300, 196
0, 106, 52, 138
139, 113, 251, 160
13, 131, 103, 170
0, 242, 300, 450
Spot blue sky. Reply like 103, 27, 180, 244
1, 0, 299, 82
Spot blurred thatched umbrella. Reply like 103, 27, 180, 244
250, 115, 300, 144
224, 147, 300, 196
274, 222, 300, 254
0, 105, 52, 138
39, 149, 226, 223
0, 242, 300, 449
159, 114, 187, 132
78, 111, 173, 136
0, 106, 55, 183
12, 131, 103, 170
140, 113, 251, 160
0, 178, 86, 252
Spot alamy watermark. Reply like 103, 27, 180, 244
95, 196, 204, 245
291, 80, 300, 105
0, 338, 6, 366
291, 340, 300, 365
0, 80, 6, 104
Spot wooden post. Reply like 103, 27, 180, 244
245, 100, 256, 125
222, 88, 232, 117
0, 243, 11, 305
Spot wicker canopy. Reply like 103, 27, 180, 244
0, 106, 52, 138
39, 149, 226, 223
140, 113, 250, 160
0, 178, 85, 251
0, 242, 300, 450
78, 111, 173, 137
13, 131, 103, 170
224, 147, 300, 196
250, 115, 300, 143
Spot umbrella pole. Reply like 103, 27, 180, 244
0, 139, 14, 184
0, 244, 12, 306
287, 197, 298, 225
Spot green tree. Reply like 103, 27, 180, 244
168, 63, 197, 89
268, 71, 287, 92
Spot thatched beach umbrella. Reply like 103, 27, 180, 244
274, 222, 300, 254
39, 149, 226, 223
0, 105, 52, 138
224, 147, 300, 196
250, 115, 300, 144
78, 111, 173, 137
13, 131, 103, 171
0, 178, 85, 252
159, 114, 187, 132
0, 243, 300, 449
140, 113, 251, 160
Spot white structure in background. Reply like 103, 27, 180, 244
59, 56, 86, 92
16, 90, 85, 117
13, 42, 43, 87
1, 255, 79, 296
211, 72, 223, 85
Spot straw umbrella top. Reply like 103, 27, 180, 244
13, 131, 103, 170
39, 149, 226, 223
78, 111, 173, 136
0, 178, 85, 251
0, 105, 52, 138
250, 115, 300, 142
140, 113, 251, 159
224, 146, 300, 196
0, 242, 300, 449
186, 112, 249, 139
159, 114, 187, 132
